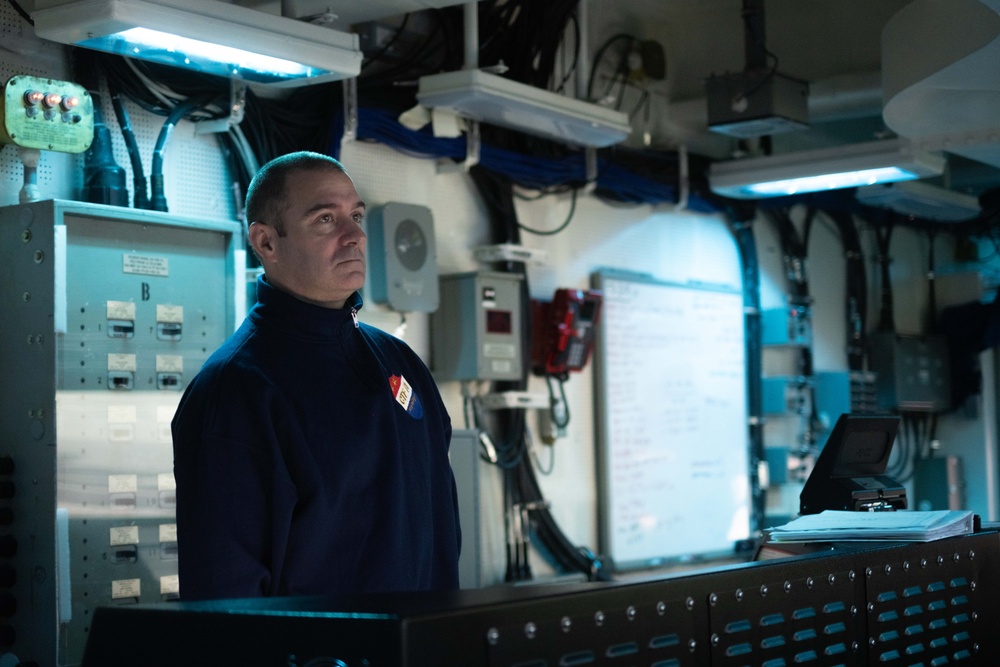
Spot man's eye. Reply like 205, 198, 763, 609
353, 214, 364, 224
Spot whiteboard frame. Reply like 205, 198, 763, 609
592, 270, 754, 571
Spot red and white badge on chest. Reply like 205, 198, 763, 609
388, 374, 423, 418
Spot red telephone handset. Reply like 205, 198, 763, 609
531, 289, 603, 379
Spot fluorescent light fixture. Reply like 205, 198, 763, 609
417, 69, 631, 148
856, 180, 981, 222
709, 139, 946, 199
32, 0, 362, 87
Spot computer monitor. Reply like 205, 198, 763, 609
800, 413, 906, 514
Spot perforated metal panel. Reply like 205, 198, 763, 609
89, 88, 238, 221
0, 200, 242, 667
0, 5, 75, 207
710, 569, 862, 666
865, 549, 985, 665
0, 6, 237, 220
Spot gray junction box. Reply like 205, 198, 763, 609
431, 271, 524, 382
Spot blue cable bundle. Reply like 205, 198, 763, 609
334, 106, 718, 212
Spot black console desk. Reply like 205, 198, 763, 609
82, 531, 999, 666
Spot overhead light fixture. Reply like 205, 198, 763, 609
32, 0, 362, 87
856, 180, 981, 222
417, 69, 631, 148
709, 139, 946, 199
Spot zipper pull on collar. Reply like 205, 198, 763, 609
350, 307, 359, 328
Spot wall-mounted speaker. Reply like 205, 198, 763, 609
367, 202, 439, 313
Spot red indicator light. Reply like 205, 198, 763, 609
42, 92, 62, 109
22, 90, 44, 106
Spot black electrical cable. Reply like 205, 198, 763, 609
86, 51, 228, 118
361, 13, 412, 71
802, 205, 816, 251
545, 374, 570, 429
517, 188, 577, 236
874, 220, 896, 332
764, 207, 813, 390
553, 11, 580, 94
516, 456, 608, 580
72, 52, 129, 207
926, 229, 938, 334
149, 93, 219, 212
586, 33, 636, 102
503, 472, 519, 582
736, 0, 780, 102
827, 210, 867, 372
629, 89, 651, 120
435, 0, 584, 160
478, 0, 580, 90
4, 0, 32, 25
735, 52, 780, 103
888, 414, 910, 480
358, 10, 459, 93
110, 93, 150, 210
469, 162, 606, 581
84, 48, 257, 207
239, 85, 342, 161
764, 208, 809, 300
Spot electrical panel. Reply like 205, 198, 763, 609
448, 429, 488, 589
0, 75, 94, 153
761, 305, 812, 346
812, 371, 851, 421
431, 271, 523, 381
869, 332, 951, 412
0, 200, 243, 667
366, 202, 439, 313
761, 376, 812, 416
848, 371, 879, 413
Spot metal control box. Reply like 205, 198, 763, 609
0, 200, 243, 667
706, 70, 809, 138
761, 375, 812, 416
761, 305, 812, 347
870, 332, 951, 412
430, 271, 524, 381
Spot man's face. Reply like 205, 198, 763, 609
252, 168, 367, 309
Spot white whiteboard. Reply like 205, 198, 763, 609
592, 272, 752, 570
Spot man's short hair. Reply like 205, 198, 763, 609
245, 151, 348, 237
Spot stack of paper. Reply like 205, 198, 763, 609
769, 510, 975, 543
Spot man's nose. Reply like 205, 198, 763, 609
345, 223, 366, 245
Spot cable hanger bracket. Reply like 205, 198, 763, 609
437, 119, 480, 173
341, 76, 359, 145
195, 79, 247, 135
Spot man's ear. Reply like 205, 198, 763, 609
248, 223, 278, 263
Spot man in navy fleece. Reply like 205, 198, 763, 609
171, 151, 460, 600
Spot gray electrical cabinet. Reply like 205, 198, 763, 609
430, 271, 524, 381
0, 200, 243, 666
448, 429, 485, 589
870, 332, 951, 412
